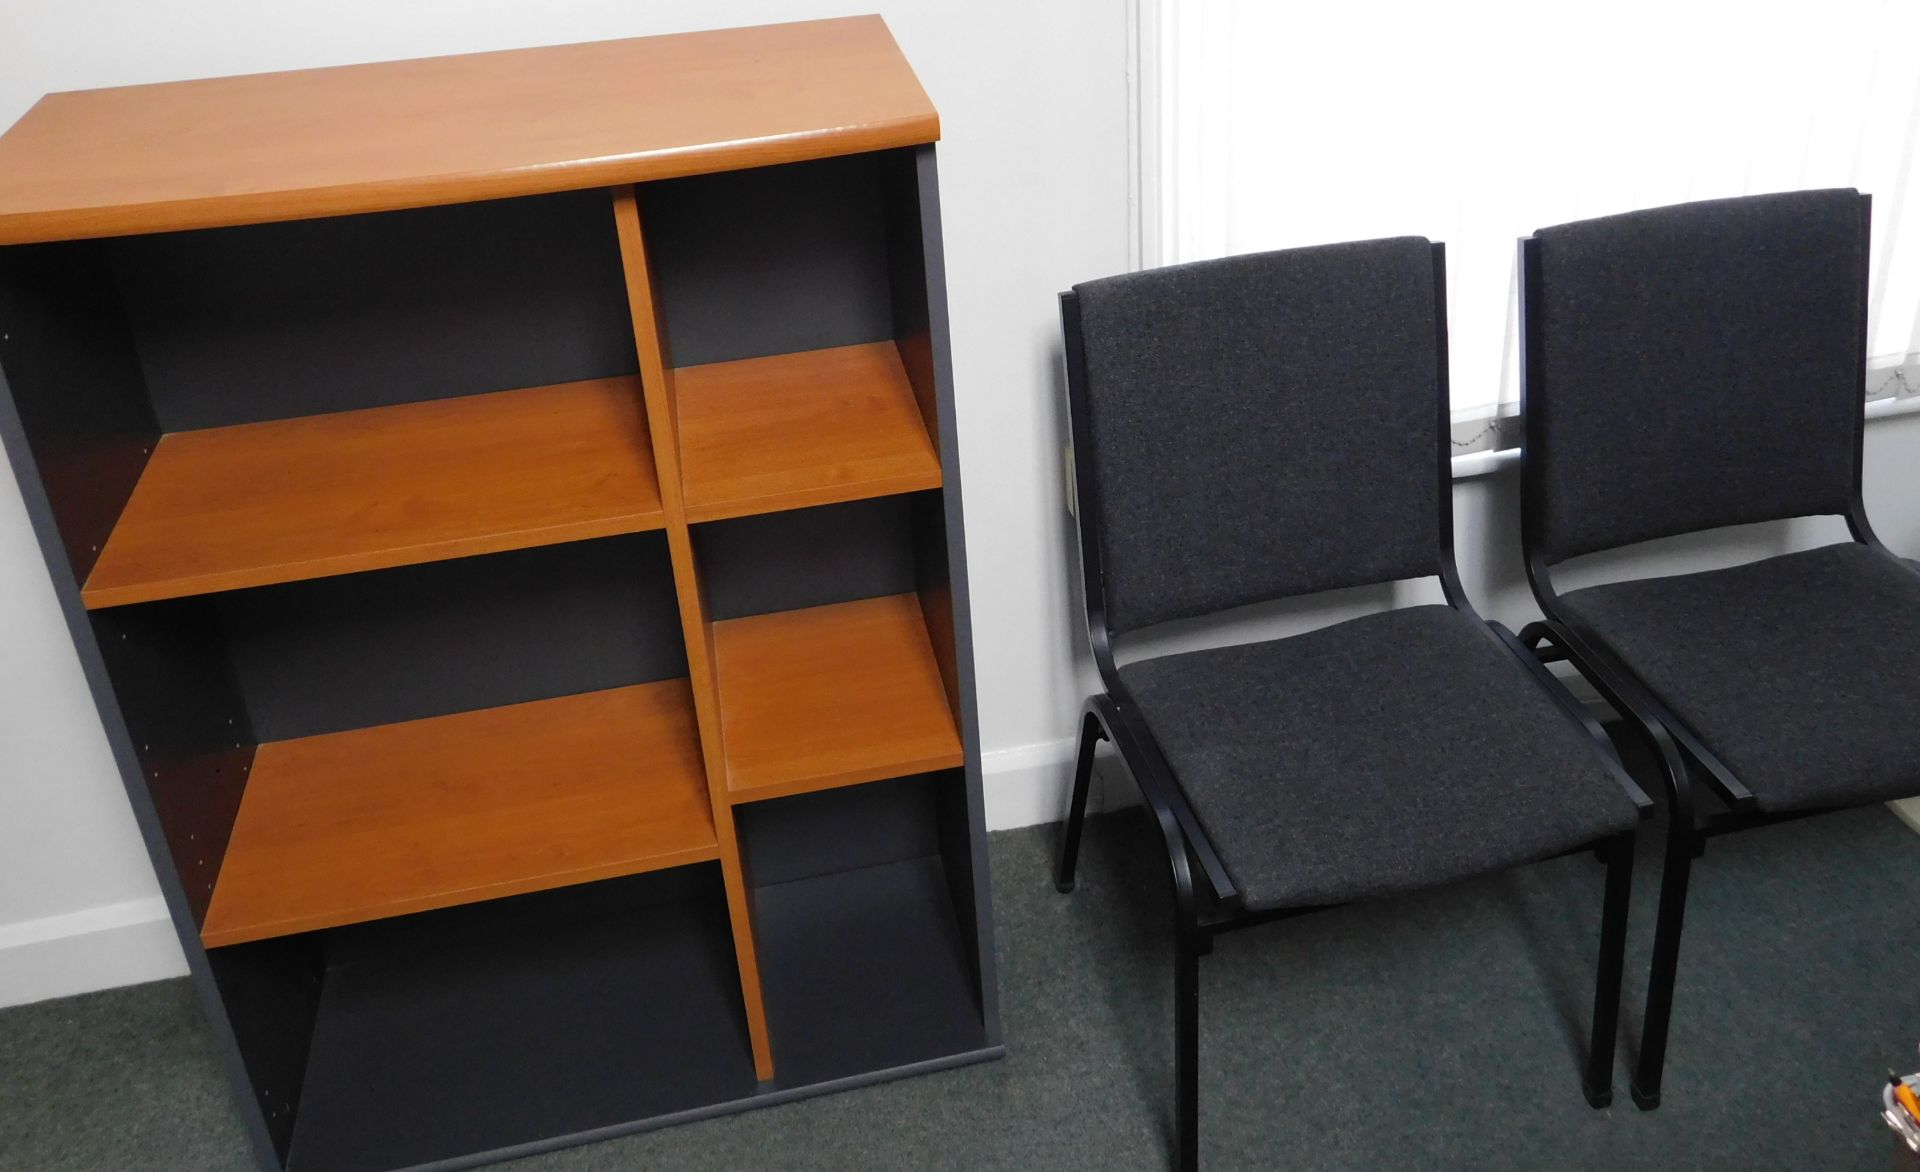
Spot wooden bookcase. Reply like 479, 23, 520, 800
0, 17, 1000, 1172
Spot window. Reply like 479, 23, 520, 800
1139, 0, 1920, 451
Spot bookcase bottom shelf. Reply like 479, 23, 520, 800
756, 854, 988, 1088
286, 869, 755, 1172
276, 856, 996, 1172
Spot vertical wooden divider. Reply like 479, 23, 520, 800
610, 186, 775, 1081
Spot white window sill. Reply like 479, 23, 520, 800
1864, 393, 1920, 422
1449, 446, 1520, 479
1449, 393, 1920, 481
1067, 396, 1920, 505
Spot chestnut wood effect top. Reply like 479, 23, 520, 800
713, 592, 964, 803
200, 681, 717, 948
0, 16, 938, 245
675, 341, 943, 522
83, 377, 663, 609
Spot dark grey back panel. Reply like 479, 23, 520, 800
219, 534, 686, 741
911, 143, 999, 1043
0, 241, 158, 581
1529, 189, 1865, 563
640, 152, 895, 367
693, 494, 919, 622
108, 189, 638, 431
1071, 238, 1444, 634
734, 772, 950, 887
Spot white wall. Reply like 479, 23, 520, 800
0, 0, 1131, 1006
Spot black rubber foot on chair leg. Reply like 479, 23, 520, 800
1629, 1080, 1661, 1110
1583, 1082, 1613, 1109
1053, 877, 1076, 894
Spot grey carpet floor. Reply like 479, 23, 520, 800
4, 801, 1920, 1170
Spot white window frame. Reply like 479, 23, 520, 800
1129, 0, 1920, 479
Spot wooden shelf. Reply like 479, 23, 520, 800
200, 681, 717, 948
83, 377, 663, 609
0, 17, 936, 244
674, 342, 942, 523
712, 593, 962, 803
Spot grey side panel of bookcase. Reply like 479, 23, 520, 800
910, 143, 1002, 1043
0, 251, 291, 1170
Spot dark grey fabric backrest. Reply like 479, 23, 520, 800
1528, 189, 1866, 564
1071, 238, 1442, 635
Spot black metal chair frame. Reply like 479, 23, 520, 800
1513, 193, 1883, 1110
1054, 243, 1653, 1172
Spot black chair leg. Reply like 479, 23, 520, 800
1632, 815, 1693, 1109
1175, 932, 1200, 1172
1584, 830, 1634, 1107
1055, 709, 1104, 893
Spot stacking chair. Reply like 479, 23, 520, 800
1054, 239, 1652, 1171
1515, 189, 1920, 1109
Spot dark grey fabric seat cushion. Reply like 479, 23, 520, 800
1556, 542, 1920, 813
1118, 605, 1639, 912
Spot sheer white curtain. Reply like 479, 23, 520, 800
1149, 0, 1920, 448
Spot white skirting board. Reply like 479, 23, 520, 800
0, 895, 186, 1009
3, 758, 1914, 1009
981, 734, 1138, 831
987, 738, 1920, 844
